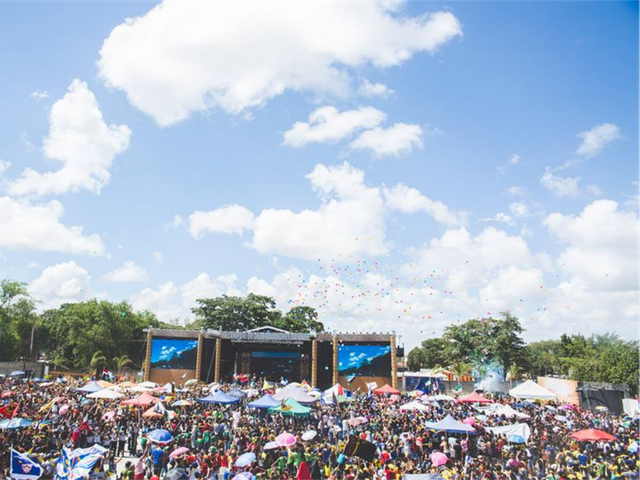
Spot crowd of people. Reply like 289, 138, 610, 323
0, 373, 638, 480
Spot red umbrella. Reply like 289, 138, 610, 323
374, 384, 400, 395
121, 392, 158, 407
571, 429, 616, 442
455, 391, 493, 404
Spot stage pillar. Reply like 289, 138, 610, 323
143, 331, 152, 382
311, 339, 318, 387
332, 336, 338, 386
390, 334, 398, 390
195, 333, 203, 381
214, 338, 222, 383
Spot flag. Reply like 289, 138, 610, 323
343, 435, 376, 462
10, 450, 43, 480
55, 445, 107, 480
346, 374, 356, 384
263, 380, 274, 390
153, 401, 176, 421
11, 401, 20, 419
280, 399, 292, 412
38, 398, 57, 413
0, 405, 16, 419
179, 373, 187, 381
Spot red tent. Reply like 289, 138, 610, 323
374, 384, 400, 395
121, 392, 158, 407
455, 391, 493, 404
571, 429, 616, 442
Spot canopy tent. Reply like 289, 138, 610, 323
509, 380, 556, 400
246, 394, 280, 409
490, 404, 530, 419
96, 380, 116, 389
121, 392, 158, 407
456, 391, 493, 404
77, 381, 105, 393
486, 423, 532, 443
571, 429, 616, 442
268, 398, 312, 417
197, 391, 240, 404
272, 387, 317, 405
425, 414, 476, 434
87, 389, 124, 400
399, 401, 429, 412
374, 384, 400, 395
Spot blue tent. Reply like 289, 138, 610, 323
247, 394, 280, 409
197, 391, 240, 404
425, 414, 476, 434
77, 381, 104, 393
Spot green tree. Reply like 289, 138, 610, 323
0, 280, 35, 361
113, 354, 133, 374
406, 347, 426, 371
449, 361, 472, 384
420, 338, 449, 368
193, 294, 281, 331
276, 306, 324, 333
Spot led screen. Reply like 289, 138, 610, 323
338, 344, 391, 377
150, 338, 198, 370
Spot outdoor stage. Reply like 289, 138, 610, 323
143, 326, 399, 391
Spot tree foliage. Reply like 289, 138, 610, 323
192, 294, 323, 333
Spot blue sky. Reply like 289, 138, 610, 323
0, 1, 637, 350
150, 338, 198, 364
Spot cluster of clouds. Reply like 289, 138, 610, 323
178, 162, 468, 262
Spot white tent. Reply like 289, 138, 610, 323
509, 380, 556, 400
486, 423, 531, 443
273, 386, 317, 405
87, 389, 124, 399
399, 401, 429, 412
490, 404, 530, 419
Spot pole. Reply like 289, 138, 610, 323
29, 324, 35, 359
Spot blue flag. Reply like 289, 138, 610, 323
10, 449, 43, 480
55, 445, 107, 480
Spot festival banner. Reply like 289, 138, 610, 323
10, 450, 43, 480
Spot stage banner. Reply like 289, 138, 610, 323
537, 376, 579, 405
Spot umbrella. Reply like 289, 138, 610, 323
148, 428, 173, 444
628, 441, 639, 453
235, 452, 256, 468
508, 435, 526, 444
276, 432, 296, 447
121, 392, 158, 407
264, 441, 281, 450
462, 417, 476, 426
101, 411, 116, 422
170, 447, 189, 458
81, 399, 94, 407
301, 430, 317, 441
87, 389, 124, 399
1, 391, 14, 398
164, 468, 188, 480
184, 379, 198, 386
172, 400, 192, 407
9, 371, 26, 376
430, 451, 448, 467
571, 429, 616, 442
232, 473, 253, 480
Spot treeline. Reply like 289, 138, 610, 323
0, 280, 324, 372
406, 313, 639, 391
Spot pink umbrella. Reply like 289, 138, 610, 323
463, 417, 477, 426
276, 432, 296, 447
430, 451, 449, 467
59, 405, 69, 415
101, 410, 116, 422
170, 447, 189, 458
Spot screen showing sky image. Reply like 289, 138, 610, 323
338, 344, 391, 377
150, 338, 198, 370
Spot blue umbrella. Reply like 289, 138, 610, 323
9, 371, 26, 377
508, 434, 526, 444
148, 428, 173, 444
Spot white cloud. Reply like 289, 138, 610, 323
384, 183, 468, 226
250, 163, 387, 260
0, 160, 10, 177
541, 168, 581, 198
29, 90, 50, 100
576, 123, 621, 157
188, 204, 255, 239
509, 202, 530, 218
283, 106, 385, 147
544, 200, 639, 292
497, 154, 521, 175
102, 260, 148, 283
506, 186, 526, 197
98, 1, 462, 126
30, 261, 91, 309
8, 79, 131, 197
164, 215, 184, 232
152, 251, 164, 264
0, 197, 106, 255
586, 184, 603, 196
479, 212, 514, 226
358, 79, 394, 98
349, 123, 423, 158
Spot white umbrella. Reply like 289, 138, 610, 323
87, 389, 124, 399
301, 430, 317, 441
